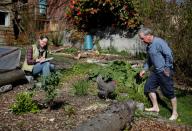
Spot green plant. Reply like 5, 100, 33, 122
63, 104, 76, 117
63, 47, 79, 54
94, 38, 101, 52
42, 72, 61, 103
72, 63, 99, 75
10, 92, 39, 114
49, 31, 64, 46
69, 28, 86, 44
134, 52, 147, 60
72, 79, 90, 96
88, 60, 148, 104
115, 93, 130, 102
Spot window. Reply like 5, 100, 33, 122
0, 11, 10, 26
39, 0, 47, 15
12, 0, 28, 3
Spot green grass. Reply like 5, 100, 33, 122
72, 79, 90, 96
61, 63, 100, 80
159, 90, 192, 126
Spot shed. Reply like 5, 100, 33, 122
0, 0, 14, 45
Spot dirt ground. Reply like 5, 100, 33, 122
131, 118, 192, 131
0, 77, 110, 131
1, 83, 191, 131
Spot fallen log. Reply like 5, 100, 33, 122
74, 100, 136, 131
0, 69, 26, 87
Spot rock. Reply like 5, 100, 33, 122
136, 102, 144, 111
49, 118, 55, 122
0, 84, 12, 93
25, 75, 34, 83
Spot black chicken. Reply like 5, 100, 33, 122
96, 75, 116, 99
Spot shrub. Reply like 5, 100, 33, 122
49, 31, 64, 46
65, 0, 141, 31
68, 28, 86, 44
42, 72, 61, 103
10, 92, 39, 114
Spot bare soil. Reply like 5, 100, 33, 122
0, 77, 110, 131
131, 118, 192, 131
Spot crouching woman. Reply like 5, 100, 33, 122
22, 35, 54, 77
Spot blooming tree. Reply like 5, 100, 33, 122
64, 0, 140, 31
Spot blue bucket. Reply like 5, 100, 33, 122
84, 35, 93, 50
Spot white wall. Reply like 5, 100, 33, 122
98, 34, 146, 55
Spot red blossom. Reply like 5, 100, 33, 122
72, 0, 76, 4
77, 11, 81, 16
70, 4, 74, 9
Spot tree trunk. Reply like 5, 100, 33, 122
74, 100, 136, 131
0, 69, 26, 87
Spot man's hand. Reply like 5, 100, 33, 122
139, 70, 145, 78
164, 68, 170, 77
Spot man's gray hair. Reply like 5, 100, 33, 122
138, 27, 153, 36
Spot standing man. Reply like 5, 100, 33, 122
138, 27, 178, 120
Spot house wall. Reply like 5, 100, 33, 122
0, 0, 14, 45
47, 0, 67, 31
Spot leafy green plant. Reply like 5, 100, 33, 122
89, 60, 132, 84
72, 79, 90, 96
10, 92, 39, 114
42, 72, 61, 104
89, 60, 148, 104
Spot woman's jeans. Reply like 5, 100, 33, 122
32, 62, 55, 77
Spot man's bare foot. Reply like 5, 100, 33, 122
169, 113, 178, 120
145, 107, 159, 112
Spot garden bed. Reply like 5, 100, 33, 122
0, 51, 191, 131
0, 76, 110, 131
